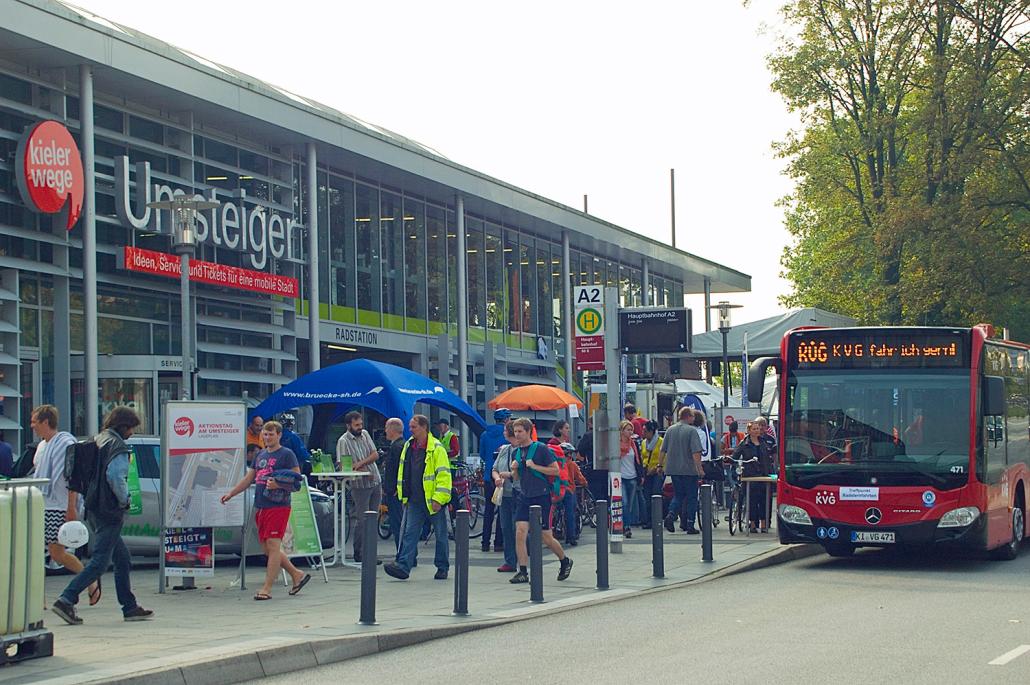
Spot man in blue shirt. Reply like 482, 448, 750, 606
478, 408, 511, 552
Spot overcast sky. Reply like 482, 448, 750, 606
70, 0, 798, 328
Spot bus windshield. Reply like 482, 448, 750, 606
783, 370, 970, 489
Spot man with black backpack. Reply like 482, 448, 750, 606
29, 405, 99, 606
51, 407, 153, 625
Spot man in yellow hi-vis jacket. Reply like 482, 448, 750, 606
384, 414, 452, 581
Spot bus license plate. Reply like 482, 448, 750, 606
851, 531, 895, 543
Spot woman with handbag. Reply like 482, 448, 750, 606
618, 420, 642, 539
731, 421, 776, 533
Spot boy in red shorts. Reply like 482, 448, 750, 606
222, 420, 310, 600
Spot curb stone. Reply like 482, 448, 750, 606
84, 544, 821, 685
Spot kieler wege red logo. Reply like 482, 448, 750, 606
15, 120, 84, 231
173, 417, 195, 437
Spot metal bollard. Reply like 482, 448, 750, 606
700, 483, 714, 562
651, 494, 665, 578
529, 504, 545, 603
453, 509, 470, 616
358, 510, 378, 625
596, 500, 609, 590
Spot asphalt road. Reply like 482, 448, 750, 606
260, 546, 1030, 684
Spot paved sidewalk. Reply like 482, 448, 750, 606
5, 524, 811, 684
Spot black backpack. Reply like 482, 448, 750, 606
11, 442, 38, 478
64, 439, 99, 494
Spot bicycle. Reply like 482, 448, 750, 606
377, 502, 392, 540
421, 461, 484, 544
722, 456, 758, 536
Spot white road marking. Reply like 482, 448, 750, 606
988, 644, 1030, 666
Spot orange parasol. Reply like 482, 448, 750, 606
488, 384, 584, 411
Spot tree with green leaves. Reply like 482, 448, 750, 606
770, 0, 1030, 339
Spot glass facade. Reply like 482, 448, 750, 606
0, 63, 693, 441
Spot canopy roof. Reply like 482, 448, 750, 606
251, 359, 487, 435
689, 308, 857, 358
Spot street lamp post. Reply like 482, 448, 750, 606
715, 301, 742, 408
147, 198, 218, 400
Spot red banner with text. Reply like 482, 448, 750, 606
121, 247, 299, 297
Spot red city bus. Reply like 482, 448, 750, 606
748, 325, 1029, 559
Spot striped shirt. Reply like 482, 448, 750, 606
33, 431, 77, 510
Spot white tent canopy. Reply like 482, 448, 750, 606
689, 307, 857, 359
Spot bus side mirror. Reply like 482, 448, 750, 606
748, 357, 781, 404
983, 375, 1005, 416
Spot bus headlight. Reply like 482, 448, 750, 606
937, 507, 980, 528
778, 504, 812, 526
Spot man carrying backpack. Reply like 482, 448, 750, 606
509, 418, 572, 584
52, 407, 153, 625
30, 405, 100, 606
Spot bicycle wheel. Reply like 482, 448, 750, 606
735, 488, 748, 535
466, 494, 485, 538
552, 504, 566, 541
727, 488, 738, 535
377, 508, 391, 540
581, 493, 597, 529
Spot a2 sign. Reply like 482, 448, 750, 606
572, 285, 692, 355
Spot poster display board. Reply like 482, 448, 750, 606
283, 482, 322, 558
609, 471, 624, 542
162, 401, 247, 528
163, 528, 215, 577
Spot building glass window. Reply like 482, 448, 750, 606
403, 198, 427, 330
355, 183, 381, 326
380, 191, 405, 329
485, 224, 504, 334
551, 244, 563, 339
93, 104, 124, 133
0, 73, 32, 105
426, 204, 447, 326
446, 211, 457, 331
317, 170, 330, 305
465, 218, 485, 331
536, 240, 552, 341
329, 175, 355, 318
519, 237, 537, 336
504, 230, 520, 338
128, 115, 163, 144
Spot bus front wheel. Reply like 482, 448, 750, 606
992, 504, 1025, 561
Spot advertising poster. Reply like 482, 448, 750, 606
283, 482, 322, 558
163, 528, 214, 577
163, 401, 247, 528
609, 471, 624, 541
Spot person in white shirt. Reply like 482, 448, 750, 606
31, 404, 100, 605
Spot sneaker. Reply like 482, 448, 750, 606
383, 562, 410, 580
664, 517, 676, 533
557, 557, 573, 581
434, 568, 448, 580
509, 570, 529, 584
567, 539, 578, 547
51, 599, 82, 625
123, 606, 154, 622
497, 564, 516, 572
481, 543, 491, 552
685, 527, 700, 535
624, 529, 632, 539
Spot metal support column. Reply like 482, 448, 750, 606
641, 258, 651, 375
703, 277, 713, 383
561, 231, 574, 396
455, 195, 469, 450
604, 286, 622, 554
306, 142, 320, 373
453, 509, 469, 615
528, 505, 544, 603
80, 64, 98, 435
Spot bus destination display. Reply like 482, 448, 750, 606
790, 332, 966, 369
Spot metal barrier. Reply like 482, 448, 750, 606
0, 479, 53, 665
650, 494, 665, 578
358, 510, 377, 625
453, 509, 469, 615
596, 499, 609, 590
700, 483, 714, 562
528, 504, 544, 603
